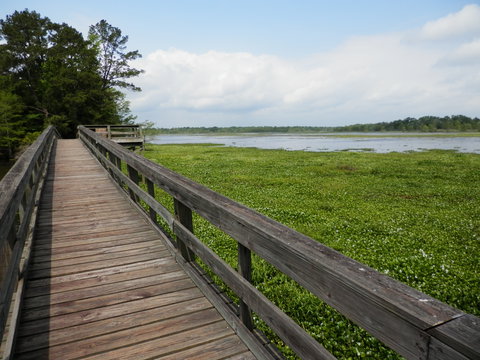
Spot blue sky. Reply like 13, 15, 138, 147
2, 1, 480, 127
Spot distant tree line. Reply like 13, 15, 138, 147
147, 115, 480, 135
145, 125, 335, 135
335, 115, 480, 132
0, 10, 142, 159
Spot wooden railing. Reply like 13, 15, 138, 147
0, 126, 59, 354
83, 124, 144, 149
78, 125, 479, 360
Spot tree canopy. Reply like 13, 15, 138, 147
0, 9, 142, 156
88, 19, 143, 91
333, 115, 480, 132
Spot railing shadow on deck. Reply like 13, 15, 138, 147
0, 126, 60, 359
18, 141, 58, 359
77, 125, 479, 360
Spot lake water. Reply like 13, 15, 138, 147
147, 134, 480, 154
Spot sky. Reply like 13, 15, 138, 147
1, 1, 480, 128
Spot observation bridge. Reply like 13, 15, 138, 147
0, 126, 478, 359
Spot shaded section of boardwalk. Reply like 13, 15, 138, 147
14, 139, 254, 359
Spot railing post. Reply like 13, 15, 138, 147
96, 142, 105, 167
107, 152, 119, 186
111, 154, 124, 189
1, 226, 16, 282
139, 127, 145, 150
105, 150, 114, 179
238, 243, 253, 330
114, 155, 122, 170
127, 165, 140, 203
146, 178, 157, 223
18, 182, 30, 226
173, 199, 196, 262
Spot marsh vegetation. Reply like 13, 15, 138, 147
141, 144, 480, 358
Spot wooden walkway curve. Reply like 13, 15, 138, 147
13, 139, 255, 359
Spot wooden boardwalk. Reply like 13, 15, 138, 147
13, 139, 255, 359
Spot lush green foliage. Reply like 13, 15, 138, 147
145, 115, 480, 135
0, 90, 25, 158
142, 144, 480, 359
0, 10, 141, 154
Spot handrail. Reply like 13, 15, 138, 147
78, 125, 479, 359
82, 125, 144, 151
83, 124, 143, 139
0, 126, 60, 356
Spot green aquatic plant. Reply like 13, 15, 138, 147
142, 144, 480, 359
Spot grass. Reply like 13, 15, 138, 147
141, 144, 480, 359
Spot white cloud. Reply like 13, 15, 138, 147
130, 5, 480, 127
132, 49, 298, 113
438, 38, 480, 66
419, 4, 480, 40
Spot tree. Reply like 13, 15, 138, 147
88, 20, 143, 91
1, 10, 143, 139
0, 10, 52, 130
0, 10, 104, 136
0, 88, 25, 158
97, 88, 138, 125
41, 22, 109, 136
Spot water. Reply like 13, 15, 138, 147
147, 133, 480, 154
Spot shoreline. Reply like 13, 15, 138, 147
146, 131, 480, 138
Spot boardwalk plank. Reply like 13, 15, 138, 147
32, 237, 164, 262
21, 278, 197, 321
24, 271, 187, 309
26, 258, 176, 289
19, 282, 203, 337
82, 321, 235, 360
33, 228, 156, 248
28, 252, 166, 279
30, 244, 168, 269
35, 218, 146, 237
37, 210, 137, 227
158, 335, 253, 360
16, 297, 213, 355
16, 308, 222, 360
34, 224, 152, 242
228, 352, 258, 360
25, 263, 181, 298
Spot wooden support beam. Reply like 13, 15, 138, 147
146, 178, 157, 224
127, 165, 140, 203
238, 243, 253, 331
173, 199, 196, 262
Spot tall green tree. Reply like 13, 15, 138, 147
0, 10, 51, 130
41, 22, 108, 136
0, 10, 143, 140
0, 88, 26, 158
88, 20, 143, 91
